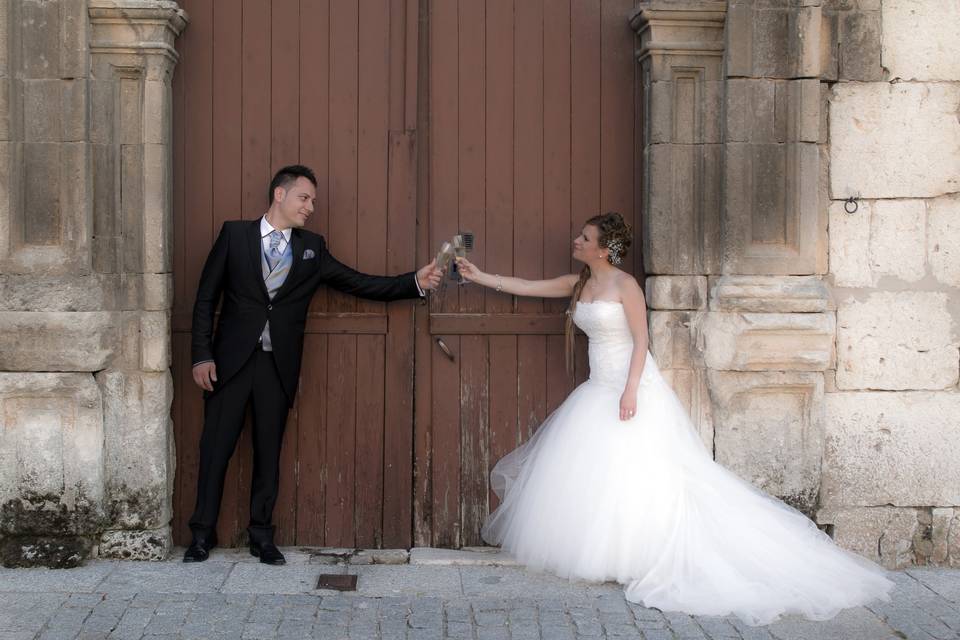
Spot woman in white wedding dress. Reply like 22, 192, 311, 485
454, 212, 893, 626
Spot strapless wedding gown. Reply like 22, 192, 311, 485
481, 300, 893, 626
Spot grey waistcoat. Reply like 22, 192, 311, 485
260, 239, 293, 351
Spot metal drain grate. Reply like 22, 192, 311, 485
317, 574, 358, 591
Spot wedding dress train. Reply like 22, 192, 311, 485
481, 300, 893, 626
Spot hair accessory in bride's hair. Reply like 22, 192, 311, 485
606, 238, 624, 265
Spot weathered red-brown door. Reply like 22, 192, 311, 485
171, 0, 642, 549
171, 0, 420, 548
414, 0, 643, 547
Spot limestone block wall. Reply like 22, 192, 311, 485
0, 0, 185, 567
633, 0, 834, 523
634, 0, 959, 570
816, 0, 960, 569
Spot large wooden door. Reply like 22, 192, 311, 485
171, 0, 642, 549
171, 0, 420, 548
414, 0, 643, 547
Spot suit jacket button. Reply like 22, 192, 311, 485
267, 304, 273, 311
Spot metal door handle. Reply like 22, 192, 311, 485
435, 337, 455, 362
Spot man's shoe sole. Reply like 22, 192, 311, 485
250, 546, 286, 565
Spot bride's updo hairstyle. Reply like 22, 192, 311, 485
564, 211, 633, 373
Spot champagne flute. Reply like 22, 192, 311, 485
433, 241, 453, 306
452, 235, 467, 285
435, 241, 453, 273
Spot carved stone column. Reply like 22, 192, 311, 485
632, 1, 833, 519
629, 2, 727, 452
87, 0, 186, 561
0, 0, 186, 567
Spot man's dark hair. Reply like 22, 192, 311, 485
268, 165, 318, 204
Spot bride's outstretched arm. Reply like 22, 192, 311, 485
455, 256, 579, 298
619, 278, 649, 421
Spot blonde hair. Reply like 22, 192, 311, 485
564, 212, 633, 373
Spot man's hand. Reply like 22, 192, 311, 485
416, 259, 444, 291
192, 361, 218, 391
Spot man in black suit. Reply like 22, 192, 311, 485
186, 165, 441, 564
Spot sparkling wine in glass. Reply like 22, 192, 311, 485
452, 235, 467, 284
435, 241, 453, 273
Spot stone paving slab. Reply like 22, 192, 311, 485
353, 565, 464, 599
764, 606, 901, 640
459, 566, 619, 600
0, 553, 958, 639
0, 562, 117, 593
220, 562, 345, 595
409, 547, 518, 567
909, 567, 960, 606
95, 561, 232, 594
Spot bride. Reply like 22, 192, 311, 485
454, 212, 893, 626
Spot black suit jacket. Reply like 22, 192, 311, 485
191, 220, 420, 405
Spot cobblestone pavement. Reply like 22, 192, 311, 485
1, 548, 958, 640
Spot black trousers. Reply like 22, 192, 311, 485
188, 348, 290, 539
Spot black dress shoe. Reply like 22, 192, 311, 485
250, 541, 286, 565
183, 533, 217, 563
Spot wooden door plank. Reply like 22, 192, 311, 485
413, 0, 434, 547
428, 0, 462, 548
241, 0, 272, 222
300, 0, 331, 311
171, 336, 188, 544
515, 0, 547, 444
296, 334, 328, 545
600, 0, 637, 273
353, 0, 392, 549
484, 0, 519, 513
212, 0, 242, 237
328, 0, 360, 314
571, 0, 602, 225
571, 0, 602, 392
383, 131, 417, 548
170, 0, 189, 547
270, 0, 301, 546
181, 0, 221, 543
543, 0, 577, 411
357, 0, 390, 310
227, 0, 272, 544
456, 0, 489, 547
172, 0, 188, 322
182, 0, 212, 322
324, 0, 361, 547
325, 334, 358, 547
355, 335, 385, 548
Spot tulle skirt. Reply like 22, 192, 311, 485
481, 371, 894, 626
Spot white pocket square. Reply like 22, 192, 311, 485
303, 249, 316, 260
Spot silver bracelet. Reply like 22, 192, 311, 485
495, 274, 503, 292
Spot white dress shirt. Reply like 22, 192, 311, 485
260, 215, 292, 257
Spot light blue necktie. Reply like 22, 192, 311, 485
266, 230, 284, 271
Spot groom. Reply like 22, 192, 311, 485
186, 165, 442, 564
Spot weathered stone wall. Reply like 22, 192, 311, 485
0, 0, 185, 567
634, 0, 959, 570
817, 0, 960, 569
633, 0, 833, 523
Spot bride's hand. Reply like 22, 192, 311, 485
455, 256, 483, 283
619, 391, 636, 422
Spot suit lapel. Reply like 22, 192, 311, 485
273, 229, 303, 301
247, 220, 270, 301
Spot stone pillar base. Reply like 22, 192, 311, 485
99, 526, 172, 561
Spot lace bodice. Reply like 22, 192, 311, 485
572, 300, 658, 390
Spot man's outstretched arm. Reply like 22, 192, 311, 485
319, 237, 442, 300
